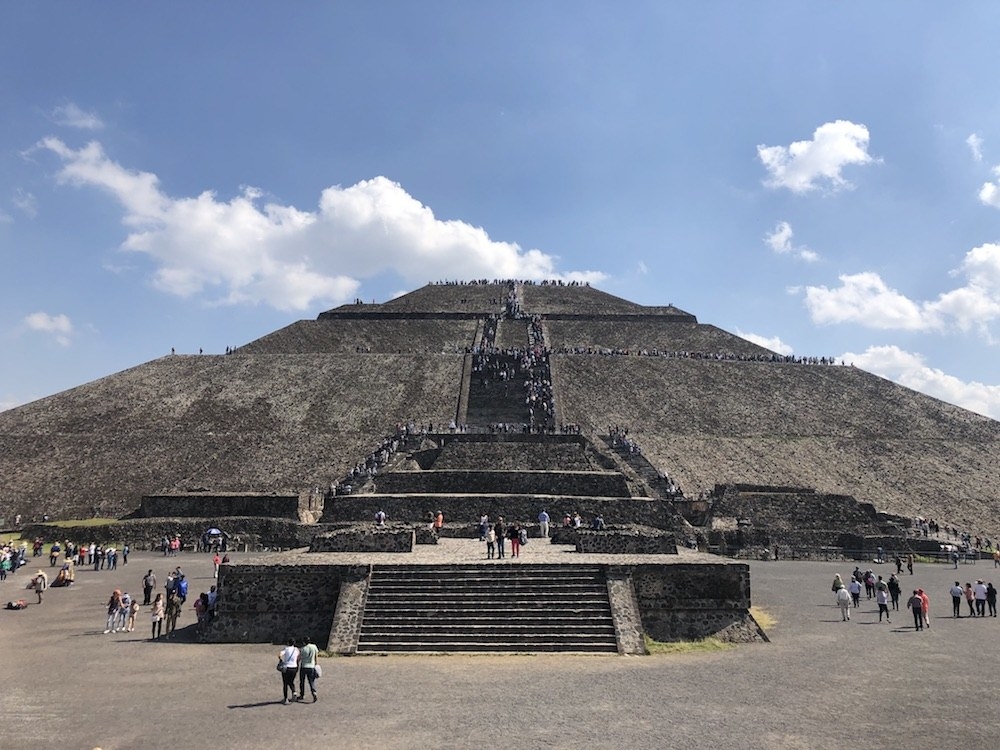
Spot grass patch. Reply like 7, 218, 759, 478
643, 634, 733, 655
46, 518, 119, 528
750, 606, 776, 631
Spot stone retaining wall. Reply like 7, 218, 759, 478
204, 558, 765, 648
137, 493, 322, 523
309, 526, 414, 553
631, 563, 767, 643
373, 470, 630, 498
22, 517, 318, 551
201, 563, 352, 644
575, 528, 678, 554
322, 495, 675, 528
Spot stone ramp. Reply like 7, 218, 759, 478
356, 563, 619, 653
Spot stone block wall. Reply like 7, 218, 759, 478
373, 470, 631, 497
322, 495, 676, 529
201, 563, 357, 644
631, 563, 766, 643
575, 528, 678, 554
309, 526, 414, 553
137, 493, 314, 521
22, 516, 318, 551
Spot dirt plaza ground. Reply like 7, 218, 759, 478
1, 545, 998, 750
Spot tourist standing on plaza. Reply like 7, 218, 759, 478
486, 525, 496, 559
125, 597, 139, 632
297, 636, 319, 702
538, 509, 550, 538
835, 585, 852, 621
964, 583, 976, 617
150, 593, 165, 639
278, 638, 300, 704
508, 522, 522, 558
142, 569, 156, 605
950, 581, 964, 617
907, 590, 924, 630
987, 582, 997, 617
974, 580, 988, 616
494, 517, 507, 559
31, 570, 47, 604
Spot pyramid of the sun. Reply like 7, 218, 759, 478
2, 280, 998, 535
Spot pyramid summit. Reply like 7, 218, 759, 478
2, 279, 999, 538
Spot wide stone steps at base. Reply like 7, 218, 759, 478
357, 564, 618, 654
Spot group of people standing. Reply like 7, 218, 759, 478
480, 515, 529, 559
948, 580, 998, 618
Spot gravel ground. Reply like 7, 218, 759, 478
1, 550, 997, 750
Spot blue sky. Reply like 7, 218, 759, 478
2, 3, 1000, 417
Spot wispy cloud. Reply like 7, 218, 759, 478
967, 133, 984, 162
24, 311, 73, 346
763, 221, 819, 262
12, 188, 37, 218
758, 120, 877, 194
51, 103, 104, 130
846, 344, 1000, 420
36, 138, 605, 312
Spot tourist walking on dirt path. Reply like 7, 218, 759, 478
297, 636, 319, 703
847, 578, 862, 607
278, 638, 299, 704
887, 574, 901, 610
835, 585, 851, 621
907, 590, 924, 630
906, 554, 914, 575
918, 588, 930, 627
987, 583, 997, 617
31, 570, 47, 604
876, 587, 891, 623
964, 583, 976, 617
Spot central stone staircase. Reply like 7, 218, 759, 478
356, 564, 619, 653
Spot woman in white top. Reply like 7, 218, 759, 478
278, 638, 300, 704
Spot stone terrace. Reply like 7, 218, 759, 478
545, 320, 776, 356
519, 283, 694, 317
240, 318, 480, 354
555, 355, 1000, 535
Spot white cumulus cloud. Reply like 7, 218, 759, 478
763, 221, 819, 262
803, 272, 933, 330
37, 138, 605, 311
735, 329, 794, 355
24, 311, 73, 346
803, 244, 1000, 339
845, 344, 1000, 420
979, 165, 1000, 209
967, 133, 984, 162
51, 103, 104, 130
758, 120, 877, 194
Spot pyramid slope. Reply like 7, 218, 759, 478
0, 353, 464, 518
554, 355, 1000, 532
